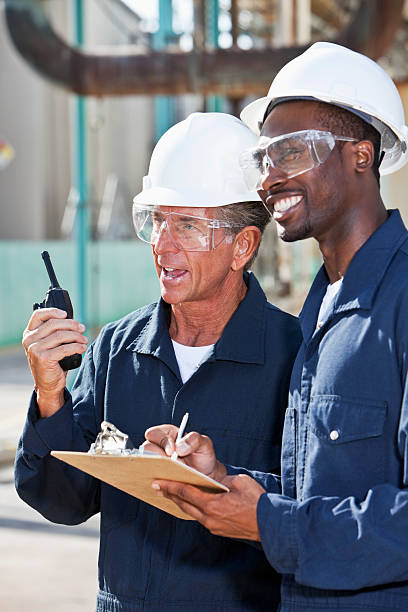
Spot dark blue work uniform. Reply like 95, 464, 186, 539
15, 272, 301, 612
234, 211, 408, 611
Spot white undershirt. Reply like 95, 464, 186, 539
316, 278, 343, 329
171, 340, 214, 383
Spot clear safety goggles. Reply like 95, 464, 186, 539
239, 129, 357, 191
132, 204, 239, 252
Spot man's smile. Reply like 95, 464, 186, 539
266, 194, 304, 220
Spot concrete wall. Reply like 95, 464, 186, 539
0, 2, 70, 239
0, 240, 159, 347
0, 0, 154, 240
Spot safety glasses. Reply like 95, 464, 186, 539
239, 129, 357, 191
132, 204, 238, 252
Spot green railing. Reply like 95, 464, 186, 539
0, 241, 159, 346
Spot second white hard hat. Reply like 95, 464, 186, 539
133, 112, 261, 207
240, 42, 408, 175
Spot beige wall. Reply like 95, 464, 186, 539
2, 0, 407, 242
0, 1, 153, 240
0, 3, 70, 239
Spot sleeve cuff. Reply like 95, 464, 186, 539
226, 464, 281, 492
21, 390, 74, 457
257, 492, 299, 574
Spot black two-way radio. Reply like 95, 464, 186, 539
33, 251, 82, 371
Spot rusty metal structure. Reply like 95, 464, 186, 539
3, 0, 407, 315
3, 0, 406, 98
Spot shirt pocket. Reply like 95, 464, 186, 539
309, 395, 387, 444
303, 396, 387, 499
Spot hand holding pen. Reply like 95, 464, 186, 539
145, 416, 227, 483
171, 412, 189, 460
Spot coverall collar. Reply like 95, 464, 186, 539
300, 209, 408, 342
127, 271, 267, 367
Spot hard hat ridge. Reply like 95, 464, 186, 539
133, 112, 261, 208
240, 42, 408, 175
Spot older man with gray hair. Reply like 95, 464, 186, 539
16, 112, 301, 612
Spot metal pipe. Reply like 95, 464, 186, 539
4, 0, 404, 97
205, 0, 223, 113
154, 0, 175, 142
73, 0, 88, 327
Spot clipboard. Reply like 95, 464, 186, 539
51, 450, 228, 520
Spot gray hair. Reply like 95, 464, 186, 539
216, 201, 271, 270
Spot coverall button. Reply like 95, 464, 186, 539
329, 430, 339, 441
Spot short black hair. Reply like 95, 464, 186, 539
263, 99, 382, 184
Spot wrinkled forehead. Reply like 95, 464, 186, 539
260, 99, 323, 139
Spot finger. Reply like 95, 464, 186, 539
165, 497, 205, 522
225, 473, 266, 495
25, 317, 85, 342
26, 308, 68, 331
32, 342, 88, 364
152, 480, 209, 521
221, 475, 238, 489
145, 425, 179, 456
153, 480, 213, 506
138, 441, 167, 457
175, 432, 213, 457
29, 330, 88, 352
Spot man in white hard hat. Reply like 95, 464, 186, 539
145, 44, 408, 611
15, 113, 301, 611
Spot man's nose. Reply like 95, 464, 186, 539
259, 163, 288, 192
153, 221, 178, 254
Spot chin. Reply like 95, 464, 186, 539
161, 293, 181, 305
160, 288, 190, 305
277, 222, 313, 243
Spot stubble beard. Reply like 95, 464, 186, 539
277, 218, 313, 243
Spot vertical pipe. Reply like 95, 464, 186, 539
230, 0, 241, 117
230, 0, 238, 47
205, 0, 223, 112
74, 0, 88, 326
276, 0, 294, 46
206, 0, 219, 47
154, 0, 175, 141
296, 0, 311, 44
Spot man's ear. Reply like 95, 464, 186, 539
353, 140, 375, 173
231, 227, 261, 271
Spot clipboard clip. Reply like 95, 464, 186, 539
89, 421, 135, 455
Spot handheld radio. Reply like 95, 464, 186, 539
33, 251, 82, 371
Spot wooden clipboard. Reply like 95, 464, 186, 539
51, 451, 228, 520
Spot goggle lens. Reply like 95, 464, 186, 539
239, 130, 355, 191
132, 207, 232, 252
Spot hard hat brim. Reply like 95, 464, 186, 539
240, 97, 271, 136
133, 187, 261, 208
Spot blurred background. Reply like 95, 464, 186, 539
1, 0, 408, 609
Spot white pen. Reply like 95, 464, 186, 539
171, 412, 189, 461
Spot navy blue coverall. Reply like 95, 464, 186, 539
15, 272, 301, 612
232, 212, 408, 611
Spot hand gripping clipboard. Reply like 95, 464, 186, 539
51, 422, 228, 521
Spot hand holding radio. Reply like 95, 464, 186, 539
22, 251, 88, 417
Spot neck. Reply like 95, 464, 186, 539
169, 274, 247, 346
319, 198, 387, 284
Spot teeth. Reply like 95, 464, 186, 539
165, 268, 175, 271
274, 195, 302, 213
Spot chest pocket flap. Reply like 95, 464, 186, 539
309, 396, 387, 444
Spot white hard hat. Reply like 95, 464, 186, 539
240, 42, 408, 175
133, 112, 261, 207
